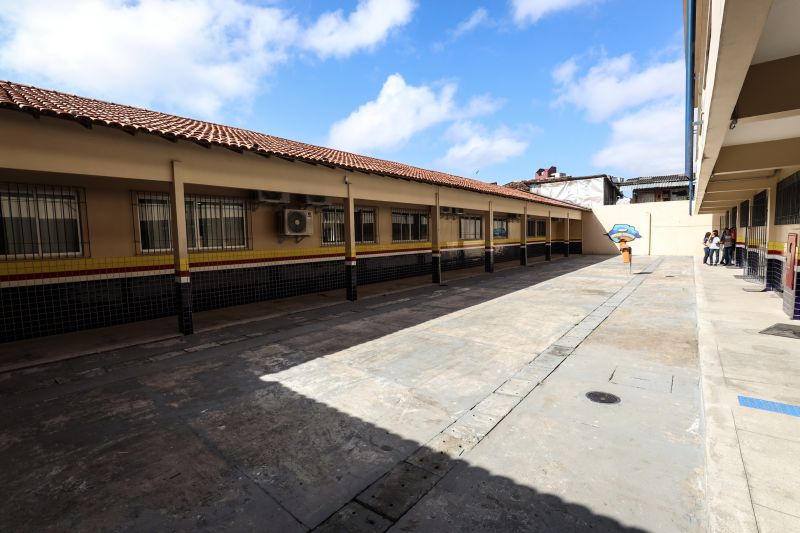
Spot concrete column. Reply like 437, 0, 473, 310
564, 212, 570, 257
431, 191, 442, 284
520, 204, 528, 266
545, 210, 552, 261
485, 201, 494, 272
170, 161, 192, 334
765, 178, 780, 291
344, 182, 357, 301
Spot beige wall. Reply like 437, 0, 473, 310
584, 201, 716, 256
0, 109, 586, 268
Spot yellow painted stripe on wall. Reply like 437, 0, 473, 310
0, 254, 172, 276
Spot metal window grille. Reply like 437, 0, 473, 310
0, 182, 85, 259
776, 171, 800, 225
391, 208, 429, 242
135, 192, 172, 253
133, 192, 248, 252
186, 195, 247, 250
751, 190, 767, 227
493, 217, 509, 238
321, 206, 376, 245
739, 200, 750, 228
459, 214, 483, 240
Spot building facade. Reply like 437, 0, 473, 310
619, 175, 692, 204
0, 81, 585, 342
688, 0, 800, 319
505, 167, 622, 208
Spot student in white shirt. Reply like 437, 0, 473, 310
708, 230, 721, 265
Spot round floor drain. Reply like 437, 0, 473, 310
586, 391, 620, 404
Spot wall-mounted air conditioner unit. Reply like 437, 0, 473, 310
281, 209, 314, 236
254, 190, 290, 203
289, 194, 329, 206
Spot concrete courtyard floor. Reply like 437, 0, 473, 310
0, 254, 795, 531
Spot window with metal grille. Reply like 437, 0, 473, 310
136, 193, 172, 252
739, 200, 749, 227
185, 195, 247, 250
321, 206, 376, 245
459, 214, 483, 240
751, 190, 767, 227
731, 206, 737, 229
493, 217, 509, 238
0, 183, 84, 258
776, 171, 800, 225
134, 193, 248, 252
391, 208, 429, 242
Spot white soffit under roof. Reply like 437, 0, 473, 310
751, 0, 800, 64
723, 114, 800, 146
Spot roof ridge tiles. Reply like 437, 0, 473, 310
0, 80, 586, 211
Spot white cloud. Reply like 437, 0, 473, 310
553, 53, 683, 122
328, 74, 501, 153
554, 50, 685, 176
303, 0, 416, 59
511, 0, 598, 25
0, 0, 299, 118
452, 8, 489, 38
0, 0, 416, 119
438, 121, 528, 173
592, 100, 684, 176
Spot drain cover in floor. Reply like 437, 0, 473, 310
759, 323, 800, 340
586, 391, 620, 404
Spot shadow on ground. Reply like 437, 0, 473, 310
0, 255, 646, 531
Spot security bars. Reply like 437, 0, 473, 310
133, 192, 249, 253
0, 183, 85, 259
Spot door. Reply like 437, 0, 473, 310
787, 233, 798, 291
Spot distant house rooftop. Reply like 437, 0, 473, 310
620, 174, 691, 191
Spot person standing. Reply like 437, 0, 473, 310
702, 231, 712, 265
709, 230, 721, 265
721, 228, 734, 266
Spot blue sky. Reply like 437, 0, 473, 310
0, 0, 684, 183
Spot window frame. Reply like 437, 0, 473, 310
133, 192, 249, 253
775, 171, 800, 226
493, 217, 509, 239
185, 195, 248, 251
391, 208, 429, 243
321, 205, 378, 245
459, 214, 483, 240
135, 192, 173, 254
1, 184, 84, 259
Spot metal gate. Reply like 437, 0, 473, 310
743, 190, 768, 285
743, 225, 767, 284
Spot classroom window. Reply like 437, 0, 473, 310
775, 171, 800, 225
321, 206, 377, 244
459, 215, 483, 240
751, 190, 767, 227
526, 218, 547, 238
493, 217, 509, 238
392, 208, 429, 242
184, 196, 247, 250
0, 183, 83, 258
136, 193, 172, 252
739, 200, 749, 227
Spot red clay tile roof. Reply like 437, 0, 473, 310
0, 80, 586, 211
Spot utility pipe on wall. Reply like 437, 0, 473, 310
685, 0, 696, 215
